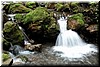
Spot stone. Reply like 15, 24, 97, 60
2, 58, 13, 66
9, 45, 25, 56
24, 44, 42, 52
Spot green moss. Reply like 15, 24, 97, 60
55, 3, 64, 11
3, 21, 15, 32
2, 53, 10, 61
64, 4, 69, 8
3, 21, 24, 46
3, 38, 10, 46
70, 2, 79, 8
22, 7, 49, 24
25, 2, 36, 9
15, 14, 23, 23
8, 3, 32, 13
68, 13, 84, 25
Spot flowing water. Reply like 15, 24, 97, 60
52, 16, 98, 59
8, 45, 35, 64
6, 14, 98, 65
7, 14, 35, 64
7, 14, 32, 44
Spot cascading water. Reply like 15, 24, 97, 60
52, 16, 98, 59
9, 52, 25, 64
7, 14, 32, 45
7, 14, 35, 64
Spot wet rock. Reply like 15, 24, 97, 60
86, 24, 98, 44
24, 44, 42, 52
46, 3, 56, 9
7, 42, 98, 66
86, 24, 98, 33
68, 13, 85, 30
9, 45, 25, 55
2, 58, 13, 66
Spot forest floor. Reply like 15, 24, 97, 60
10, 42, 99, 66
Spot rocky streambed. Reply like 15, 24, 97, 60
2, 42, 99, 66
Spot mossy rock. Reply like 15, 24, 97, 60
25, 2, 37, 9
15, 14, 23, 23
70, 2, 79, 8
2, 53, 10, 61
68, 13, 85, 30
21, 7, 58, 41
55, 3, 64, 11
3, 21, 15, 32
68, 13, 84, 25
8, 3, 32, 13
3, 21, 24, 47
22, 7, 49, 24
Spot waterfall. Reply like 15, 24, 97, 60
52, 16, 98, 58
7, 14, 32, 45
8, 45, 34, 64
7, 14, 35, 64
9, 52, 25, 64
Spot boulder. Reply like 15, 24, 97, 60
3, 21, 24, 50
22, 7, 58, 42
8, 3, 32, 13
68, 13, 85, 30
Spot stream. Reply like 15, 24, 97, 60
2, 14, 98, 66
5, 42, 98, 66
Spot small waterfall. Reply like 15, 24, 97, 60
9, 52, 15, 59
7, 14, 36, 55
52, 16, 98, 59
7, 14, 35, 64
7, 14, 33, 45
8, 45, 34, 64
9, 52, 25, 64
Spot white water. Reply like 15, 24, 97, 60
9, 51, 34, 64
7, 14, 36, 64
52, 17, 98, 59
9, 52, 25, 64
7, 14, 33, 45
